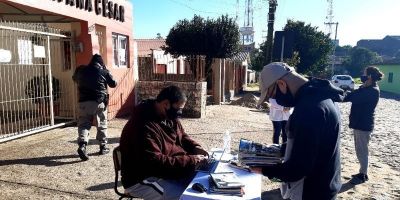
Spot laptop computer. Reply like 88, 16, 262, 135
195, 150, 225, 173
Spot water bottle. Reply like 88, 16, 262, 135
223, 130, 231, 153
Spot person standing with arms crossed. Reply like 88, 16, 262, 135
72, 54, 117, 161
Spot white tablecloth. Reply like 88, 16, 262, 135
180, 161, 262, 200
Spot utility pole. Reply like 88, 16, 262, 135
266, 0, 278, 64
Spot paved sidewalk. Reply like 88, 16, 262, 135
0, 105, 271, 200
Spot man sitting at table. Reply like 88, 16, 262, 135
119, 85, 209, 200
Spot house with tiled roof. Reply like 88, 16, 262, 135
135, 39, 186, 74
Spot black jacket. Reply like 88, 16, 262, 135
262, 78, 343, 200
72, 56, 117, 103
343, 83, 380, 131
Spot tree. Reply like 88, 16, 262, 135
283, 20, 333, 75
284, 51, 300, 67
250, 45, 299, 72
344, 47, 382, 76
164, 15, 240, 79
335, 45, 352, 56
250, 20, 332, 76
249, 48, 265, 72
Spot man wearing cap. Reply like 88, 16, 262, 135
252, 62, 344, 200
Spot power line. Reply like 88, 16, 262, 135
166, 0, 235, 15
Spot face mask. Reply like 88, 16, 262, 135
360, 75, 369, 83
275, 85, 296, 107
166, 106, 183, 120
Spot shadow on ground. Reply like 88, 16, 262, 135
380, 91, 400, 101
262, 188, 284, 200
87, 182, 114, 191
0, 154, 84, 167
339, 181, 355, 193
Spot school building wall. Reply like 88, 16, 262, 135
5, 0, 136, 118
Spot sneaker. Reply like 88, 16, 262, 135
99, 145, 110, 155
350, 173, 368, 185
77, 143, 89, 161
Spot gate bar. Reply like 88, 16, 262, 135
0, 25, 66, 38
0, 121, 75, 144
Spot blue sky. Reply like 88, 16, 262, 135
130, 0, 400, 47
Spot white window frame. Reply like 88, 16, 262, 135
112, 33, 129, 68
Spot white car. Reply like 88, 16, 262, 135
331, 75, 355, 90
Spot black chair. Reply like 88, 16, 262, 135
113, 146, 135, 200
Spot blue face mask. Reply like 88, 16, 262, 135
360, 75, 369, 83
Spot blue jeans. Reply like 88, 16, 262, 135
272, 120, 287, 144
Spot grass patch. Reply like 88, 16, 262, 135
353, 77, 362, 84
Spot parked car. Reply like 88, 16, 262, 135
331, 75, 355, 90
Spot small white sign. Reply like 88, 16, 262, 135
34, 45, 46, 58
0, 49, 12, 63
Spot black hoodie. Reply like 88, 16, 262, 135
262, 78, 344, 200
343, 83, 380, 131
72, 54, 117, 103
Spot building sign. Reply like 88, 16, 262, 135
51, 0, 125, 22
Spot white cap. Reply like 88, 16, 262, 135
257, 62, 294, 105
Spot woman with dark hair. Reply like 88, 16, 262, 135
344, 66, 384, 184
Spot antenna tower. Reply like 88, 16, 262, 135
240, 0, 255, 52
324, 0, 339, 76
235, 0, 240, 24
325, 0, 334, 38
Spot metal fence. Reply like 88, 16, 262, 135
0, 21, 76, 142
138, 56, 206, 82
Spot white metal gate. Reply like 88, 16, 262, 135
0, 21, 76, 142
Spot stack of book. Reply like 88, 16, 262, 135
238, 138, 283, 167
208, 172, 245, 196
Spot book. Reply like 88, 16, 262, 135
210, 172, 244, 189
238, 138, 284, 167
208, 176, 244, 196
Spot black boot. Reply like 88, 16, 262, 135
99, 144, 110, 155
77, 142, 89, 161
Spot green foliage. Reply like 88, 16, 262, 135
283, 20, 333, 75
250, 48, 265, 72
284, 51, 300, 67
353, 77, 362, 84
335, 45, 352, 56
164, 15, 240, 78
250, 20, 332, 76
343, 47, 383, 76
